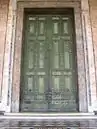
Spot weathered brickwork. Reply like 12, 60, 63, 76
0, 0, 9, 100
89, 0, 97, 86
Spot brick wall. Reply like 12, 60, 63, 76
89, 0, 97, 84
0, 0, 9, 99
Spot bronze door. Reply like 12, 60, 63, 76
20, 14, 78, 112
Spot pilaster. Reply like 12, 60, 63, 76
81, 0, 97, 112
1, 0, 17, 112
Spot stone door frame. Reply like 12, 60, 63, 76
11, 0, 88, 112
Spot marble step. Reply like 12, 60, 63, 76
0, 112, 96, 120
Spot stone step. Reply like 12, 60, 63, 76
0, 112, 96, 120
0, 113, 97, 128
0, 119, 97, 128
4, 112, 95, 116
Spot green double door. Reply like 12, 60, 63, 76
20, 14, 78, 112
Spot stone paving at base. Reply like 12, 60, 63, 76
0, 119, 97, 129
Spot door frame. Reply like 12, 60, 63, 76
12, 1, 88, 112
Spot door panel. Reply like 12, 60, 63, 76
20, 14, 78, 112
49, 16, 77, 112
21, 16, 49, 112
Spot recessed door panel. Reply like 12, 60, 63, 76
20, 14, 78, 112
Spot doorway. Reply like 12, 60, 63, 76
20, 9, 78, 112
